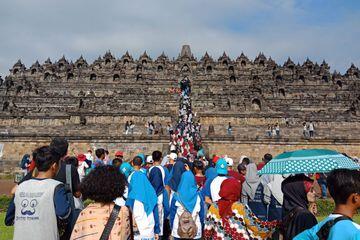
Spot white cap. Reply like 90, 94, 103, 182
225, 157, 234, 167
146, 155, 153, 164
169, 153, 177, 160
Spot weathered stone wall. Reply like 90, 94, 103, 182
0, 138, 168, 173
1, 137, 359, 173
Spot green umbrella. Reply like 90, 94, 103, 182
258, 148, 360, 175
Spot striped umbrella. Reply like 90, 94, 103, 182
258, 149, 360, 175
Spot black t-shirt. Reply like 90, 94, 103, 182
19, 161, 80, 194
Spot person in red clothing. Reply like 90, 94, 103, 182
257, 153, 272, 170
193, 160, 206, 189
225, 157, 242, 181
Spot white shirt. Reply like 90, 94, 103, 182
210, 176, 227, 202
133, 200, 155, 239
77, 161, 89, 180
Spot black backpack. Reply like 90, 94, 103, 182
316, 215, 352, 240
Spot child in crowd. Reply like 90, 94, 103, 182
94, 148, 105, 167
148, 150, 170, 239
170, 171, 204, 240
5, 146, 71, 240
127, 156, 160, 239
203, 158, 228, 204
112, 157, 123, 169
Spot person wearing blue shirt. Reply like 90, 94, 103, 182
295, 169, 360, 240
148, 150, 170, 238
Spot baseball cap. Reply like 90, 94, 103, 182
216, 158, 228, 175
146, 155, 154, 164
77, 154, 86, 162
120, 162, 133, 178
225, 157, 233, 167
115, 151, 124, 157
169, 153, 177, 160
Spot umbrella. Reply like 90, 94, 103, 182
258, 148, 360, 175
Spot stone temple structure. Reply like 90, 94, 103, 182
0, 45, 359, 172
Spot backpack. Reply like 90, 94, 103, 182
316, 215, 352, 240
60, 165, 81, 240
176, 194, 198, 239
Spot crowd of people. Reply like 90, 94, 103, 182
5, 139, 360, 240
168, 76, 202, 159
4, 77, 360, 240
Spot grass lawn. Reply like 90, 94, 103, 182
0, 212, 13, 240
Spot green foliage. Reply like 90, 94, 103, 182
0, 212, 13, 240
317, 198, 335, 217
0, 195, 11, 212
83, 199, 94, 207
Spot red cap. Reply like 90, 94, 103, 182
213, 155, 220, 164
77, 154, 87, 162
115, 151, 124, 157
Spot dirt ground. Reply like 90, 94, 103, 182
0, 180, 16, 196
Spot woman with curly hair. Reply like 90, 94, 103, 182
204, 178, 278, 240
70, 165, 130, 240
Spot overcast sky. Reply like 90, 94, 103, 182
0, 0, 359, 77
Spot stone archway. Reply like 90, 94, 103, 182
251, 99, 261, 111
